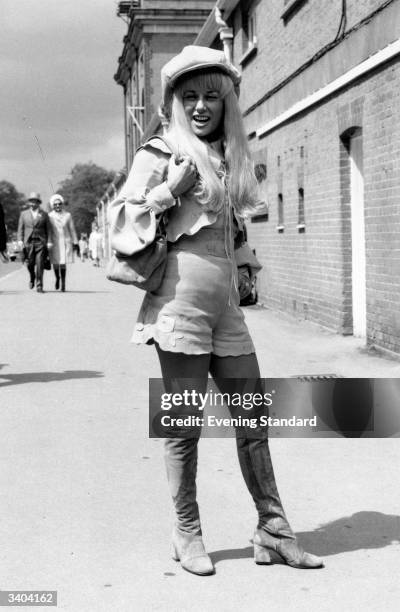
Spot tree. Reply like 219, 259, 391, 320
57, 162, 115, 236
0, 181, 26, 236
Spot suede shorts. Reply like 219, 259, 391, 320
131, 237, 255, 356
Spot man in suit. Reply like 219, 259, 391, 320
0, 202, 8, 262
17, 192, 53, 292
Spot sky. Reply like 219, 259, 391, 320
1, 0, 127, 205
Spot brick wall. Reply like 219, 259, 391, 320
230, 0, 399, 117
246, 58, 400, 353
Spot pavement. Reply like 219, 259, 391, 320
1, 260, 400, 612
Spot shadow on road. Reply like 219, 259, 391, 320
210, 546, 253, 564
0, 291, 22, 294
209, 511, 400, 564
299, 510, 400, 556
0, 290, 110, 294
0, 369, 103, 387
47, 291, 111, 294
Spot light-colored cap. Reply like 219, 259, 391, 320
161, 45, 241, 116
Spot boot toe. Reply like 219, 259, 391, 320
296, 551, 324, 569
172, 529, 215, 576
182, 554, 215, 576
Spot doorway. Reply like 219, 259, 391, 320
348, 130, 366, 338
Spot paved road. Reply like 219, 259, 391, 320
0, 260, 21, 279
1, 262, 399, 611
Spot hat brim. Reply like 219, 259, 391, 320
168, 62, 240, 89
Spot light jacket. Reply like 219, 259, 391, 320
108, 137, 231, 250
48, 210, 78, 265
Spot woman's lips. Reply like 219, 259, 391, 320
193, 115, 210, 124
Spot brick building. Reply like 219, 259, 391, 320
109, 0, 400, 355
114, 0, 215, 169
196, 0, 400, 355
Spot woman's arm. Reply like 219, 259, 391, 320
116, 146, 176, 214
107, 144, 197, 255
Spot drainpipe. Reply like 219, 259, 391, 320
215, 5, 233, 62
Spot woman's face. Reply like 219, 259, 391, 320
182, 85, 224, 139
53, 200, 63, 212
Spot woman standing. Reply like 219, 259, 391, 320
110, 46, 323, 575
48, 194, 78, 292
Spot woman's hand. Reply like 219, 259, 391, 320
167, 154, 197, 197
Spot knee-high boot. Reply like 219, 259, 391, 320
54, 265, 60, 290
60, 265, 66, 292
236, 433, 323, 569
164, 437, 214, 575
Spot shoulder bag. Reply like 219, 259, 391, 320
106, 136, 172, 291
235, 242, 262, 306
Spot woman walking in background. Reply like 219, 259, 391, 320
48, 194, 78, 292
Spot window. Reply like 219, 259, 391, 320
277, 193, 284, 232
297, 187, 305, 231
138, 52, 145, 132
245, 9, 257, 49
240, 2, 258, 65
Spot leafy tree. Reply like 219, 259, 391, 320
0, 181, 26, 236
57, 162, 115, 236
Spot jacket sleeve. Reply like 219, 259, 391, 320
115, 145, 177, 214
17, 212, 24, 243
45, 213, 53, 243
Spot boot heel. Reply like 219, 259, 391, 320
171, 542, 180, 562
254, 543, 272, 564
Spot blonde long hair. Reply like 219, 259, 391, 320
166, 71, 259, 215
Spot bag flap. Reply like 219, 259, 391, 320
110, 203, 157, 256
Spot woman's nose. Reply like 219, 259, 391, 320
195, 96, 207, 112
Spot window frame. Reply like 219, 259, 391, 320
239, 2, 258, 66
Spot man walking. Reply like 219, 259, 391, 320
0, 202, 8, 262
17, 192, 53, 292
